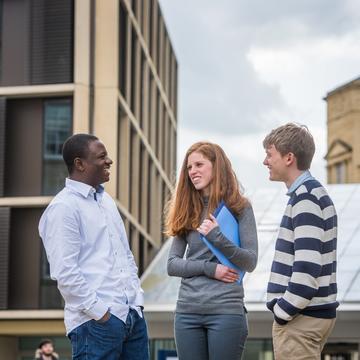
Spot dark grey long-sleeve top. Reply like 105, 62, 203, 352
167, 201, 258, 315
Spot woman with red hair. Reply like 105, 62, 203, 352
166, 141, 258, 360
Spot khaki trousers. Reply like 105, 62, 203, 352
272, 315, 336, 360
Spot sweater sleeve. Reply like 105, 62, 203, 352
272, 193, 324, 324
205, 205, 258, 272
167, 235, 217, 278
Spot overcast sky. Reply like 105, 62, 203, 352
159, 0, 360, 191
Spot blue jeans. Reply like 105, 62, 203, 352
174, 312, 248, 360
68, 309, 149, 360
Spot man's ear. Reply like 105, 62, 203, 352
74, 157, 85, 172
285, 152, 296, 166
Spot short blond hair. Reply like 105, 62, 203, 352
263, 123, 315, 170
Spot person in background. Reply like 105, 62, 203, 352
166, 141, 258, 360
39, 134, 149, 360
263, 123, 338, 360
34, 339, 59, 360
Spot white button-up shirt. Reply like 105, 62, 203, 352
39, 178, 144, 334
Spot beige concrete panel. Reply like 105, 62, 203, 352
142, 63, 150, 140
125, 16, 132, 103
94, 88, 118, 198
165, 38, 170, 97
73, 0, 91, 134
0, 337, 17, 359
0, 310, 63, 319
74, 0, 91, 86
150, 0, 158, 66
118, 112, 131, 208
134, 0, 142, 28
164, 112, 170, 176
134, 40, 142, 121
73, 84, 90, 134
170, 127, 176, 182
154, 174, 162, 246
93, 0, 119, 189
328, 165, 334, 184
131, 132, 140, 218
149, 164, 160, 244
158, 98, 164, 166
93, 0, 119, 194
353, 113, 360, 174
150, 78, 157, 148
0, 196, 52, 208
0, 84, 74, 98
142, 0, 149, 47
170, 54, 175, 111
327, 153, 352, 166
0, 320, 65, 335
95, 0, 119, 88
140, 150, 149, 230
158, 19, 164, 84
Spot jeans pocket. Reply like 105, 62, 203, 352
94, 313, 113, 326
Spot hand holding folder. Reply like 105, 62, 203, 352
200, 202, 245, 283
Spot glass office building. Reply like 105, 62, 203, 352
0, 0, 177, 358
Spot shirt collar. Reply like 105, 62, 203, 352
65, 178, 104, 199
286, 170, 314, 196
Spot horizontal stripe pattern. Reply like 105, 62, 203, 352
267, 179, 338, 322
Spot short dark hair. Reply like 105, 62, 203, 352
62, 133, 99, 174
263, 123, 315, 170
38, 339, 53, 349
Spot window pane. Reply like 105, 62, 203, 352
42, 98, 72, 195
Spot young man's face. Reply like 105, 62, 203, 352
263, 144, 289, 182
82, 140, 113, 188
40, 342, 54, 355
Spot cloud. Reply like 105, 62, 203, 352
161, 1, 287, 134
160, 0, 360, 184
247, 30, 360, 124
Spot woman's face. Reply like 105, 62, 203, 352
187, 151, 213, 196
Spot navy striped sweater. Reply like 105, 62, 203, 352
267, 179, 338, 324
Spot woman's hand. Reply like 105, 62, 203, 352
197, 214, 218, 236
214, 264, 239, 283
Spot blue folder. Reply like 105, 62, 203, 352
200, 201, 245, 283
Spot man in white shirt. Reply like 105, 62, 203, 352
39, 134, 149, 360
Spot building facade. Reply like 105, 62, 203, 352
324, 77, 360, 183
0, 0, 177, 358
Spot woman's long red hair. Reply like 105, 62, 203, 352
164, 142, 248, 237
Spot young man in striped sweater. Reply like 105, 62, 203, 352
262, 123, 338, 360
